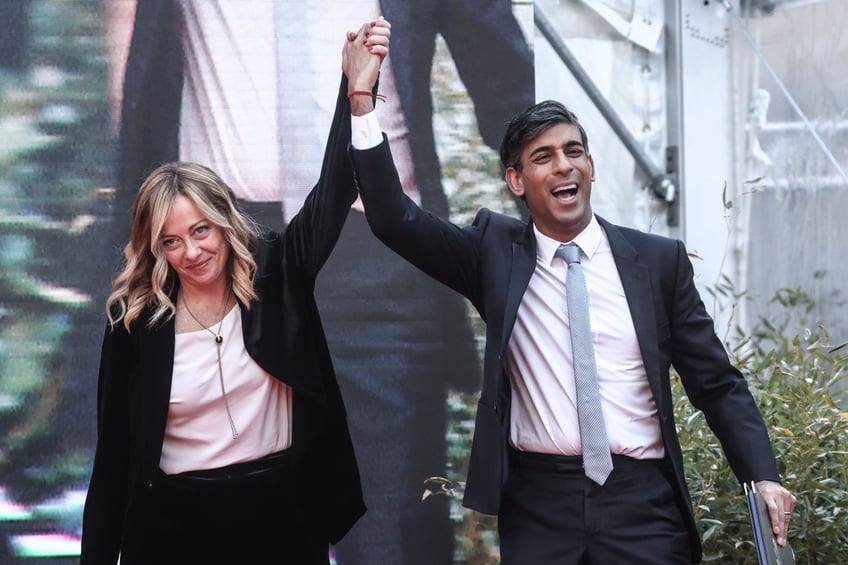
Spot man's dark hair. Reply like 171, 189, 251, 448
499, 100, 590, 171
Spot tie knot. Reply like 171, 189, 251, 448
557, 243, 581, 265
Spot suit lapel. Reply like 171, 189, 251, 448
599, 218, 665, 410
500, 222, 537, 354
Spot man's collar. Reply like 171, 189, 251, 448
533, 215, 602, 265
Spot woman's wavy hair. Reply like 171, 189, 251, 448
107, 162, 260, 331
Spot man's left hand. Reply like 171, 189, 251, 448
755, 479, 796, 547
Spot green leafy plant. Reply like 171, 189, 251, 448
677, 287, 848, 563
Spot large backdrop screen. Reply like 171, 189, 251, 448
0, 1, 534, 563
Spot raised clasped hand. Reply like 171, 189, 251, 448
343, 16, 391, 95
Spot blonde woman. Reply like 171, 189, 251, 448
80, 19, 390, 565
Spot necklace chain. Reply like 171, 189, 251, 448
181, 290, 239, 439
183, 294, 227, 343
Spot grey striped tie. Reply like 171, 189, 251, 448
557, 243, 614, 485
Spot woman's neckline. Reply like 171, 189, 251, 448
175, 302, 239, 336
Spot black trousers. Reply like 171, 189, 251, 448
121, 450, 328, 565
499, 449, 692, 565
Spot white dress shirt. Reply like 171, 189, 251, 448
506, 216, 664, 459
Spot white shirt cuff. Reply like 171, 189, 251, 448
351, 110, 383, 150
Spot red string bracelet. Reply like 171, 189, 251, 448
347, 90, 387, 102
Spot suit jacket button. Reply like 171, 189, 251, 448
146, 480, 153, 489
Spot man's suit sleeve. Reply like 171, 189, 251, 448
668, 240, 780, 483
351, 138, 483, 302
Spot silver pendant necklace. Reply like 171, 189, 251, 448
182, 290, 239, 439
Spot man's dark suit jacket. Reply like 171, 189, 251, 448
352, 139, 781, 563
80, 79, 365, 564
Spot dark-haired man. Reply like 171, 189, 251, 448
350, 99, 796, 564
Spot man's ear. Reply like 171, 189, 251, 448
588, 154, 596, 181
505, 167, 525, 198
